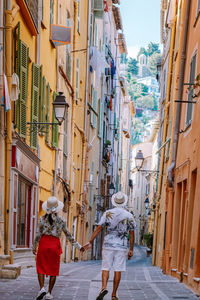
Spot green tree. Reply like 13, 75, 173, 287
153, 94, 158, 111
127, 58, 138, 76
148, 52, 162, 76
135, 95, 154, 110
146, 42, 160, 57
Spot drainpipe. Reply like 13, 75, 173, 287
168, 0, 191, 187
0, 0, 5, 254
152, 10, 177, 265
4, 1, 12, 255
53, 0, 60, 197
82, 0, 91, 250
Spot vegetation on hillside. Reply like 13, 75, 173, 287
126, 42, 161, 145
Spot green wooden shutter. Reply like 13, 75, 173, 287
186, 54, 196, 126
17, 40, 29, 138
52, 92, 59, 148
30, 63, 40, 149
46, 83, 50, 144
98, 99, 103, 138
41, 76, 46, 134
39, 65, 43, 125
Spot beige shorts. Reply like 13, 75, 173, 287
102, 249, 127, 272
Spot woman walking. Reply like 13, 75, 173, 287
32, 196, 84, 300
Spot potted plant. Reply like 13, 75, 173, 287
143, 233, 153, 257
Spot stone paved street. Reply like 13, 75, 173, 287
0, 246, 198, 300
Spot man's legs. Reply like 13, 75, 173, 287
112, 271, 121, 298
102, 270, 109, 290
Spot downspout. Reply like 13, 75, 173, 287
68, 0, 77, 241
4, 1, 12, 254
53, 0, 60, 197
0, 0, 5, 254
152, 10, 177, 265
168, 0, 191, 187
82, 0, 91, 249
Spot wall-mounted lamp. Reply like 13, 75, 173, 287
134, 150, 159, 174
27, 92, 69, 127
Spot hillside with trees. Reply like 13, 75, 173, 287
126, 42, 161, 145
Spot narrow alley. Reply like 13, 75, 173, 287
0, 246, 198, 300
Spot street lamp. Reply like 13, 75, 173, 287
135, 150, 144, 171
134, 150, 159, 174
27, 92, 68, 127
53, 92, 68, 125
109, 182, 115, 196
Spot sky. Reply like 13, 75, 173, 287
120, 0, 161, 58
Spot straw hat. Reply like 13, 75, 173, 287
42, 196, 64, 214
111, 191, 128, 208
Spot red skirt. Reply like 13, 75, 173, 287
36, 235, 62, 276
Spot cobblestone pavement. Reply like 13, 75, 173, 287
0, 245, 198, 300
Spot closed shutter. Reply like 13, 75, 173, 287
30, 63, 40, 149
93, 90, 98, 128
17, 40, 29, 138
77, 0, 80, 33
198, 0, 200, 12
75, 59, 80, 100
52, 92, 59, 148
41, 76, 46, 134
63, 110, 68, 155
39, 65, 43, 127
90, 84, 94, 126
89, 162, 94, 207
46, 83, 50, 144
98, 99, 103, 138
186, 54, 196, 126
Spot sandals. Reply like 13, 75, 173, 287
112, 297, 119, 300
96, 289, 108, 300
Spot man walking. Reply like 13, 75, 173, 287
84, 191, 135, 300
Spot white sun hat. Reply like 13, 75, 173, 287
42, 196, 64, 214
111, 191, 128, 208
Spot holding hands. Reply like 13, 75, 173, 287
82, 242, 92, 251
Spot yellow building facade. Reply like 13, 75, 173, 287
0, 0, 89, 268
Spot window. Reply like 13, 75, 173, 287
186, 54, 196, 126
66, 11, 71, 81
90, 88, 98, 128
94, 22, 98, 47
198, 0, 200, 13
89, 162, 94, 207
17, 178, 32, 247
75, 59, 80, 100
30, 63, 40, 149
50, 0, 54, 31
45, 83, 50, 144
77, 0, 80, 33
98, 99, 103, 138
17, 40, 29, 138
